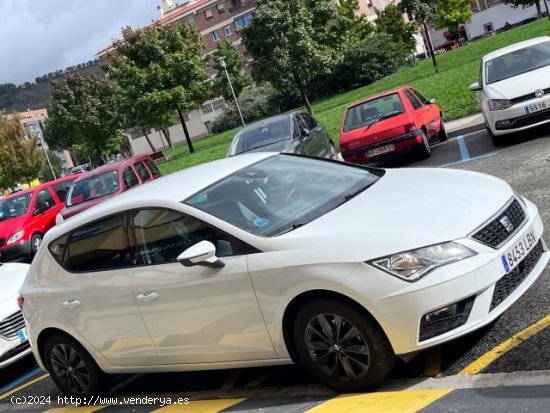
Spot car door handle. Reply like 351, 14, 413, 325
137, 292, 160, 302
62, 300, 81, 309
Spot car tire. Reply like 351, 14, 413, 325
44, 333, 104, 397
487, 125, 506, 146
415, 130, 431, 159
438, 116, 448, 142
293, 298, 396, 392
31, 233, 43, 255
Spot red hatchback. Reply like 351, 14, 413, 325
0, 175, 80, 262
340, 86, 447, 164
57, 155, 162, 223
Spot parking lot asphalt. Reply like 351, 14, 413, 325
1, 125, 550, 412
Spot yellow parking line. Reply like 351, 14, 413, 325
0, 373, 49, 400
459, 313, 550, 375
44, 407, 105, 413
424, 346, 442, 377
305, 389, 452, 413
152, 398, 246, 412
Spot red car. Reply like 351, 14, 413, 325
0, 175, 80, 262
57, 155, 162, 223
339, 86, 448, 164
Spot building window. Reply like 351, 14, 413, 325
234, 13, 253, 29
212, 98, 225, 111
204, 8, 213, 19
202, 103, 214, 114
225, 25, 234, 36
217, 3, 225, 13
187, 15, 194, 25
212, 30, 221, 42
483, 22, 493, 33
478, 0, 488, 10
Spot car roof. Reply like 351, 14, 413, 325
72, 155, 152, 183
483, 36, 550, 61
1, 174, 80, 200
346, 87, 408, 109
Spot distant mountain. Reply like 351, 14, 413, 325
0, 61, 104, 112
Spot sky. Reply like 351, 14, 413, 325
0, 0, 159, 85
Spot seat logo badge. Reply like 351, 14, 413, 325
500, 216, 514, 233
535, 89, 545, 98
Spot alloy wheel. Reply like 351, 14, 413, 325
304, 313, 370, 382
50, 343, 91, 395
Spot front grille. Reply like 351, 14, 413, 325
0, 311, 25, 340
0, 341, 30, 364
510, 87, 550, 104
490, 240, 543, 311
0, 238, 5, 248
495, 107, 550, 130
472, 199, 525, 248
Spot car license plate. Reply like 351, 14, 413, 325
501, 228, 538, 273
367, 144, 395, 157
525, 100, 549, 114
18, 328, 28, 343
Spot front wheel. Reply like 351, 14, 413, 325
293, 299, 396, 392
31, 234, 43, 255
44, 334, 104, 397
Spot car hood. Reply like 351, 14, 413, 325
272, 168, 513, 259
0, 215, 26, 239
0, 263, 29, 318
484, 65, 550, 99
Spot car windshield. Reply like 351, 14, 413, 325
343, 93, 404, 132
184, 154, 383, 236
0, 192, 32, 221
228, 117, 291, 156
485, 40, 550, 84
66, 171, 120, 207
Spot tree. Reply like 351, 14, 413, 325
336, 0, 374, 43
106, 24, 210, 154
0, 111, 42, 188
435, 0, 472, 34
45, 74, 124, 161
211, 40, 252, 101
400, 0, 439, 72
39, 149, 63, 182
502, 0, 545, 19
242, 0, 348, 115
376, 5, 416, 51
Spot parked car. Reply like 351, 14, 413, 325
339, 86, 447, 164
0, 175, 79, 262
56, 155, 161, 223
21, 153, 548, 396
0, 262, 32, 369
469, 36, 550, 145
226, 112, 337, 159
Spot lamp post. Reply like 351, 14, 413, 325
218, 57, 245, 127
38, 120, 57, 179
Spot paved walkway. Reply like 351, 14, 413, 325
446, 113, 485, 138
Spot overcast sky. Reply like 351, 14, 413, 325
0, 0, 158, 85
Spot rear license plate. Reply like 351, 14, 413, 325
18, 328, 28, 343
501, 228, 537, 273
367, 144, 395, 157
525, 100, 549, 114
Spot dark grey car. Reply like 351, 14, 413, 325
226, 112, 337, 158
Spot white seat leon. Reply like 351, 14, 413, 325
20, 153, 548, 396
469, 36, 550, 145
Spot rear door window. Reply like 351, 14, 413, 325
404, 89, 422, 110
134, 162, 151, 183
123, 167, 139, 189
144, 159, 161, 178
35, 189, 55, 213
53, 180, 75, 202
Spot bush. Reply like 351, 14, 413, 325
211, 82, 281, 133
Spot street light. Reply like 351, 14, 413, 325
218, 56, 246, 127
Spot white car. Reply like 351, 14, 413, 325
469, 36, 550, 144
21, 153, 548, 396
1, 262, 32, 368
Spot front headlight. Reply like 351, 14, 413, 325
7, 230, 24, 245
369, 242, 476, 282
488, 99, 513, 111
55, 213, 64, 224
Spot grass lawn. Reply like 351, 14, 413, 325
159, 20, 550, 175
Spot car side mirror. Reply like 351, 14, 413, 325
469, 82, 482, 92
429, 98, 437, 104
177, 241, 225, 268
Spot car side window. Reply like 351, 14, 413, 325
301, 113, 318, 130
131, 209, 252, 266
52, 180, 74, 202
412, 89, 429, 105
295, 115, 308, 137
35, 189, 55, 213
144, 159, 161, 178
292, 117, 301, 139
405, 89, 422, 110
134, 162, 151, 183
123, 167, 139, 189
49, 234, 69, 265
66, 214, 130, 272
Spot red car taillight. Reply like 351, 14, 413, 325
17, 296, 24, 310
